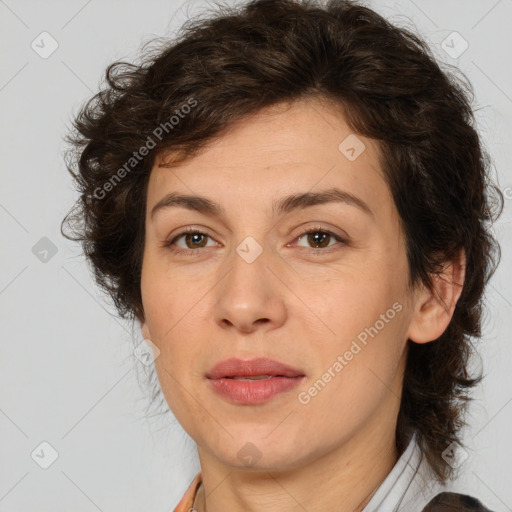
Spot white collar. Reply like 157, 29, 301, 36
361, 432, 448, 512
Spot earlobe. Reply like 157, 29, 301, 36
407, 250, 466, 344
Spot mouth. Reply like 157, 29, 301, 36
225, 375, 277, 381
206, 357, 305, 380
206, 358, 305, 405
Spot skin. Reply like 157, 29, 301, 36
140, 97, 465, 512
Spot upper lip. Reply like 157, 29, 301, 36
206, 357, 305, 379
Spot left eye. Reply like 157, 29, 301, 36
295, 229, 344, 249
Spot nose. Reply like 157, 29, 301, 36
213, 244, 287, 334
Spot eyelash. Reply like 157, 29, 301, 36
163, 225, 348, 256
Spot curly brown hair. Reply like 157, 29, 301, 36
61, 0, 503, 481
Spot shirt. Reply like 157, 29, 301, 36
173, 432, 494, 512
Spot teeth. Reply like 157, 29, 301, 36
230, 375, 274, 381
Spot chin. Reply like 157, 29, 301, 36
207, 429, 312, 472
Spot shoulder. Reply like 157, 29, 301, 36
422, 492, 495, 512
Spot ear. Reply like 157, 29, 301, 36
407, 249, 466, 344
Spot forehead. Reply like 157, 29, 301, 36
147, 98, 392, 220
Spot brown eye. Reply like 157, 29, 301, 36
305, 231, 331, 248
164, 229, 217, 254
183, 232, 208, 249
296, 229, 344, 250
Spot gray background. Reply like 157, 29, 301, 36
1, 0, 511, 510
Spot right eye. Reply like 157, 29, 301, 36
164, 228, 219, 255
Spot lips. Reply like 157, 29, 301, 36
206, 357, 306, 405
206, 357, 305, 380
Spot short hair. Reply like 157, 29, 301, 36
61, 0, 503, 481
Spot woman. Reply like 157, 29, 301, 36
62, 0, 502, 510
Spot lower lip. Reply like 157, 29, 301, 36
208, 376, 305, 405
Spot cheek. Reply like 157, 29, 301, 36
297, 307, 407, 435
302, 273, 409, 387
301, 270, 400, 336
141, 256, 202, 336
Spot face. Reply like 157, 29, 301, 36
140, 98, 420, 472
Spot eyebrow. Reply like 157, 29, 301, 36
150, 187, 373, 220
